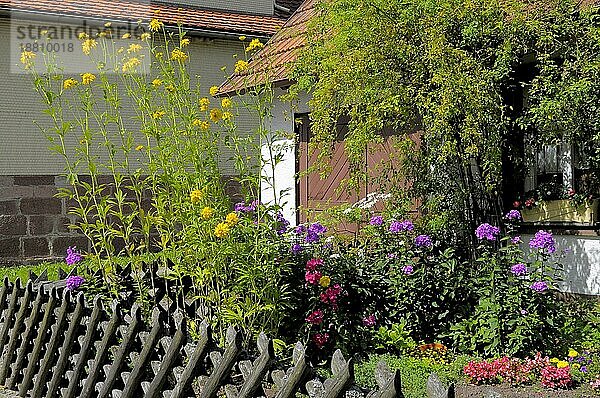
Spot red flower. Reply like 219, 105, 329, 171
305, 270, 322, 285
306, 309, 324, 325
525, 198, 535, 208
306, 258, 324, 271
540, 365, 572, 389
312, 332, 330, 348
568, 188, 576, 197
513, 200, 521, 208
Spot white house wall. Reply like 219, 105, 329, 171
260, 88, 309, 226
522, 233, 600, 295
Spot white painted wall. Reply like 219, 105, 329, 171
260, 88, 309, 226
522, 233, 600, 295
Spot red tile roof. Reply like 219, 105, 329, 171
0, 0, 286, 37
219, 0, 316, 94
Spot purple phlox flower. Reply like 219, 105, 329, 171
510, 263, 527, 276
530, 281, 549, 292
308, 222, 327, 235
402, 265, 414, 275
291, 243, 303, 255
505, 210, 522, 221
581, 366, 588, 373
295, 225, 306, 235
529, 230, 556, 254
415, 234, 433, 248
511, 236, 522, 244
234, 200, 259, 213
389, 220, 414, 233
275, 211, 290, 235
369, 215, 383, 226
475, 223, 500, 241
362, 314, 377, 327
65, 246, 82, 266
65, 275, 85, 290
305, 230, 320, 244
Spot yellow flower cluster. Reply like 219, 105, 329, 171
152, 78, 162, 87
81, 38, 97, 55
149, 18, 163, 32
63, 78, 78, 90
199, 97, 210, 111
180, 38, 190, 47
128, 43, 142, 53
135, 145, 144, 151
122, 33, 131, 39
20, 51, 36, 69
141, 32, 151, 41
192, 119, 210, 130
201, 206, 213, 220
209, 109, 222, 123
214, 222, 230, 238
234, 60, 249, 73
190, 189, 203, 204
225, 212, 239, 226
319, 275, 331, 287
81, 73, 96, 85
122, 57, 141, 72
209, 86, 219, 96
222, 112, 233, 121
151, 110, 165, 119
246, 38, 264, 52
221, 98, 232, 108
170, 48, 188, 62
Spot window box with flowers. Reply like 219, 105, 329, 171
517, 142, 600, 225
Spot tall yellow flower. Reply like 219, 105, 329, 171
234, 60, 249, 73
199, 97, 210, 111
122, 57, 141, 72
209, 86, 219, 96
151, 110, 165, 119
81, 73, 96, 85
149, 18, 163, 32
209, 109, 222, 123
222, 112, 233, 121
180, 38, 190, 47
225, 212, 239, 226
128, 43, 142, 53
201, 207, 214, 220
140, 32, 151, 40
246, 38, 264, 52
190, 189, 203, 204
221, 98, 232, 108
81, 38, 97, 55
192, 120, 210, 130
152, 78, 162, 87
63, 78, 78, 90
135, 145, 144, 151
214, 222, 230, 238
170, 48, 188, 62
20, 51, 36, 69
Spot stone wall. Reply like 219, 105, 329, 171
0, 175, 89, 262
0, 174, 243, 263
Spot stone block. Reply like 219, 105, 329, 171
23, 237, 50, 257
0, 176, 14, 187
0, 237, 20, 257
51, 235, 90, 257
20, 198, 62, 215
14, 175, 55, 186
33, 185, 59, 198
29, 215, 55, 235
0, 186, 34, 200
0, 215, 27, 236
0, 200, 18, 215
56, 217, 75, 234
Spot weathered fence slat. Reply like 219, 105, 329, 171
367, 361, 403, 398
0, 280, 33, 384
0, 279, 22, 359
30, 288, 71, 398
45, 293, 86, 398
79, 301, 121, 398
427, 372, 455, 398
19, 287, 58, 396
273, 342, 309, 398
63, 295, 103, 398
306, 350, 354, 398
6, 287, 45, 390
199, 326, 242, 398
168, 320, 210, 398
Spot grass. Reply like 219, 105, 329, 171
0, 262, 72, 283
